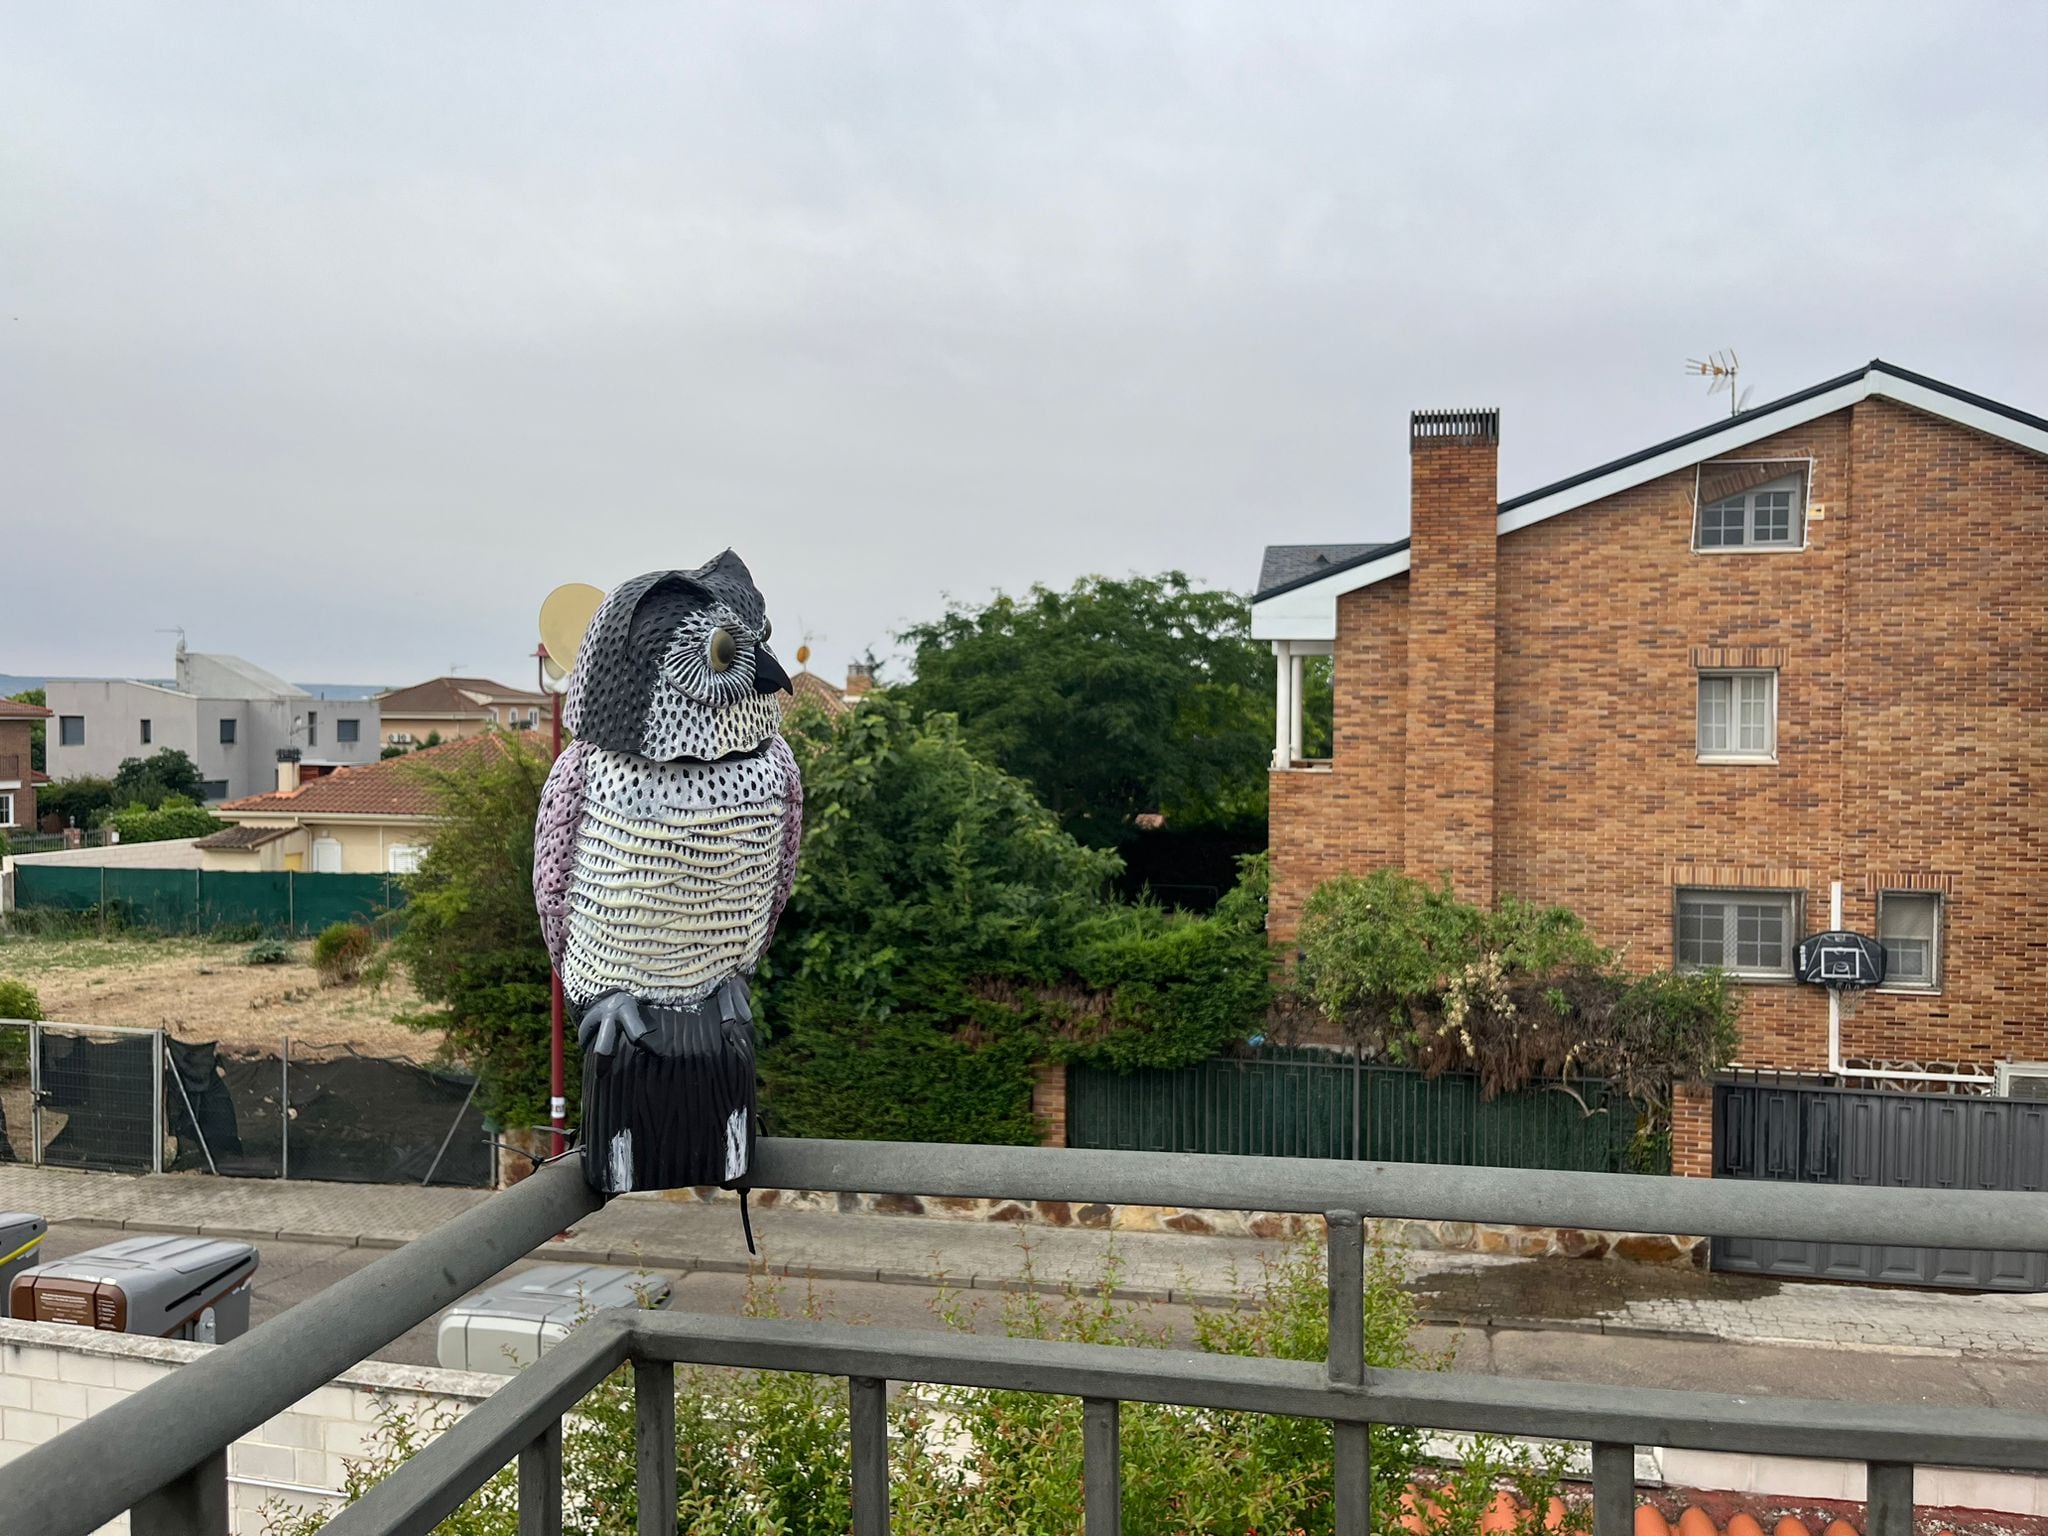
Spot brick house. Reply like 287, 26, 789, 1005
0, 697, 52, 836
1254, 361, 2047, 1175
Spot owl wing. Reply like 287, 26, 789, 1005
765, 733, 804, 943
533, 738, 590, 974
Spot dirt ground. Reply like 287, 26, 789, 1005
0, 933, 442, 1062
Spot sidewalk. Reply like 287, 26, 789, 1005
6, 1162, 2048, 1358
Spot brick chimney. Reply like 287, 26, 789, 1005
844, 663, 875, 698
275, 748, 301, 795
1402, 407, 1499, 906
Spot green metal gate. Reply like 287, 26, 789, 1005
1066, 1047, 1653, 1173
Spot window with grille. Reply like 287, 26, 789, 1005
1877, 891, 1942, 991
1693, 463, 1807, 551
1697, 670, 1776, 760
1676, 889, 1797, 978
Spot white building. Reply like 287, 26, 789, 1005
43, 645, 382, 802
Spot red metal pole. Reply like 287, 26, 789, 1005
543, 647, 567, 1159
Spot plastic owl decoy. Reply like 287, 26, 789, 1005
533, 552, 801, 1200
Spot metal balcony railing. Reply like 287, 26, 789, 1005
5, 1139, 2048, 1536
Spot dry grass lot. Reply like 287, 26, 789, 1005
0, 931, 438, 1061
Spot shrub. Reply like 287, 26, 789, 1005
108, 796, 224, 845
261, 1241, 1586, 1536
1293, 868, 1736, 1133
0, 977, 43, 1023
245, 939, 292, 966
312, 923, 374, 986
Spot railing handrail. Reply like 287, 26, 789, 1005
751, 1136, 2048, 1248
0, 1155, 601, 1536
9, 1136, 2048, 1534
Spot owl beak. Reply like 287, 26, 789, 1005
753, 645, 792, 696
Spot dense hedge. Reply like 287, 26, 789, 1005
756, 699, 1270, 1144
107, 796, 223, 844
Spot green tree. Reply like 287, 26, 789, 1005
896, 573, 1271, 847
112, 748, 206, 808
108, 796, 223, 844
37, 775, 117, 830
6, 689, 45, 774
389, 736, 560, 1127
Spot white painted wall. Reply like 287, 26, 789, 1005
0, 1318, 495, 1534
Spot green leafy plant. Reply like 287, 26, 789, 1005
245, 939, 292, 966
0, 977, 43, 1022
108, 795, 224, 844
311, 922, 374, 986
1293, 868, 1736, 1138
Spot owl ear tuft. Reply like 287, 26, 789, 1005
567, 570, 713, 752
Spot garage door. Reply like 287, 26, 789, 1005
1712, 1078, 2048, 1291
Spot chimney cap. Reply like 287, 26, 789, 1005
1411, 408, 1500, 447
276, 748, 302, 763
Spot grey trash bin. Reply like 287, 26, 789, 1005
10, 1234, 259, 1343
0, 1213, 48, 1315
436, 1263, 672, 1373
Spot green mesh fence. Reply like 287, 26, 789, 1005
13, 867, 404, 937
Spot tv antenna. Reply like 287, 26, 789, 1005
1686, 349, 1752, 417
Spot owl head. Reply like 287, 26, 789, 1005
564, 550, 792, 762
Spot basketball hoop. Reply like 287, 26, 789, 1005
1795, 931, 1887, 990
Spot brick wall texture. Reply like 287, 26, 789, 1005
1270, 400, 2048, 1174
0, 720, 36, 832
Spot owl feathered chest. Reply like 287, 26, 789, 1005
560, 746, 793, 1007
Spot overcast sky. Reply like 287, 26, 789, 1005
5, 3, 2044, 689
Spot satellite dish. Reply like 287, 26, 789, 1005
537, 583, 606, 681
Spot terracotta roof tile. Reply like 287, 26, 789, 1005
376, 676, 551, 716
0, 699, 53, 719
783, 670, 849, 718
218, 735, 509, 819
193, 823, 295, 850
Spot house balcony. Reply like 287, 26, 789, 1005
3, 1140, 2045, 1535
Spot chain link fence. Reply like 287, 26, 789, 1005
0, 1020, 162, 1172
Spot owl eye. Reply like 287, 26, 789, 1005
708, 627, 738, 673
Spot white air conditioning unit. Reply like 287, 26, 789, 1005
1995, 1064, 2048, 1101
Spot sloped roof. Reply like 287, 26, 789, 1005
177, 651, 308, 700
1256, 542, 1406, 602
376, 676, 551, 715
218, 735, 506, 819
193, 823, 295, 850
0, 698, 53, 719
1252, 360, 2048, 640
784, 670, 849, 718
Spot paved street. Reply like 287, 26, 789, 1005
11, 1162, 2048, 1388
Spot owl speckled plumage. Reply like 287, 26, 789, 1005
535, 552, 801, 1198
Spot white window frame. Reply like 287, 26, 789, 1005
386, 843, 424, 875
1675, 887, 1800, 981
1696, 669, 1777, 763
1692, 463, 1810, 553
1876, 890, 1943, 994
0, 792, 14, 828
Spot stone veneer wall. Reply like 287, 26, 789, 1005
0, 1317, 496, 1535
672, 1186, 1705, 1265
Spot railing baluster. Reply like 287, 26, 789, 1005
130, 1450, 228, 1536
1592, 1441, 1634, 1536
518, 1418, 562, 1536
1083, 1396, 1123, 1535
851, 1375, 889, 1536
1866, 1461, 1914, 1536
1327, 1209, 1371, 1536
635, 1359, 677, 1536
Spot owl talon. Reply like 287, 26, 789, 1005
579, 992, 649, 1058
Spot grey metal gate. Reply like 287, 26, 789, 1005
1712, 1076, 2048, 1290
0, 1020, 164, 1174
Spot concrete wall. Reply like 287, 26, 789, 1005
0, 1317, 494, 1535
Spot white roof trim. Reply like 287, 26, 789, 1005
1249, 547, 1409, 640
1250, 365, 2048, 640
